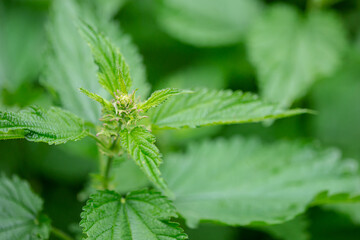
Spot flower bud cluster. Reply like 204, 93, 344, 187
97, 90, 145, 137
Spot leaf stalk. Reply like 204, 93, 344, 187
51, 226, 74, 240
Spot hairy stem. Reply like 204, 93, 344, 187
51, 227, 74, 240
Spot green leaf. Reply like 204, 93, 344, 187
79, 21, 132, 96
79, 0, 151, 99
120, 127, 169, 193
0, 2, 46, 92
0, 106, 87, 145
140, 88, 191, 112
0, 129, 25, 140
80, 189, 187, 240
0, 175, 51, 240
80, 88, 111, 108
105, 24, 151, 99
162, 137, 360, 227
157, 0, 262, 46
43, 0, 101, 123
247, 4, 347, 108
150, 89, 307, 129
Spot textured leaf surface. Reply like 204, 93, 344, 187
162, 137, 360, 227
43, 0, 101, 123
157, 0, 262, 46
80, 189, 187, 240
0, 175, 50, 240
248, 4, 347, 108
0, 106, 87, 145
150, 89, 307, 129
80, 0, 151, 98
80, 22, 131, 96
106, 24, 151, 99
120, 127, 168, 192
140, 88, 191, 112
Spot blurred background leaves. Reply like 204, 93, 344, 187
0, 0, 360, 239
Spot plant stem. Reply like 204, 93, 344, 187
88, 133, 107, 149
102, 136, 119, 189
51, 227, 74, 240
103, 155, 114, 189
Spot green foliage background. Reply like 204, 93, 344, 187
1, 0, 360, 239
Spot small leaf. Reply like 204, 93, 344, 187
104, 23, 151, 99
80, 88, 111, 108
79, 21, 132, 96
162, 137, 360, 227
247, 4, 347, 108
79, 0, 151, 99
80, 189, 187, 240
0, 175, 51, 240
120, 127, 169, 193
150, 89, 307, 129
140, 88, 192, 112
0, 106, 87, 145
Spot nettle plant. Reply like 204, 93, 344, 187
0, 21, 359, 240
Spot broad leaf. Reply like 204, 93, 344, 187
120, 127, 169, 193
0, 106, 87, 145
162, 137, 360, 227
150, 89, 307, 129
43, 0, 101, 123
79, 22, 132, 96
157, 0, 262, 46
140, 88, 191, 112
247, 4, 347, 108
0, 175, 50, 240
0, 3, 46, 91
80, 189, 187, 240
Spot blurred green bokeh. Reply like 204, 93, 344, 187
0, 0, 359, 239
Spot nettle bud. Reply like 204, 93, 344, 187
98, 90, 145, 137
